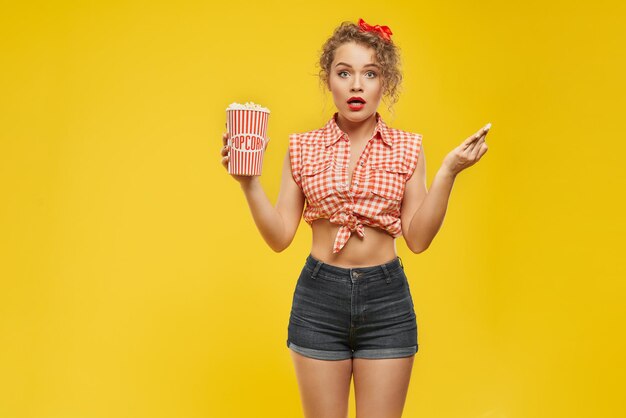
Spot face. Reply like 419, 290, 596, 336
328, 42, 384, 124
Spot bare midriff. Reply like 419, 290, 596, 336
310, 218, 398, 268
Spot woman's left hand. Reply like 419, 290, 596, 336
441, 123, 491, 177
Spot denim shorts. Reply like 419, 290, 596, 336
286, 253, 418, 361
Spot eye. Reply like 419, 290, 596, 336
338, 70, 377, 78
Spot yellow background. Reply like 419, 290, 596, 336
1, 1, 625, 417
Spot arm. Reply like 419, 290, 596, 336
400, 145, 455, 253
239, 149, 305, 252
400, 125, 490, 253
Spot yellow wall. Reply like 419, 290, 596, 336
1, 1, 625, 417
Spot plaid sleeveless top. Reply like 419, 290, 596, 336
289, 112, 423, 253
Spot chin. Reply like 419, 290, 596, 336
339, 109, 374, 120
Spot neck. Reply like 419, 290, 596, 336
335, 112, 378, 142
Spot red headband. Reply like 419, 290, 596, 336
358, 18, 393, 42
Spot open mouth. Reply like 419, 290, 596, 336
347, 97, 366, 110
348, 101, 365, 111
347, 97, 366, 105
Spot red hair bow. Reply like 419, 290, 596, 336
358, 18, 393, 42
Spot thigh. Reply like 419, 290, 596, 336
353, 355, 415, 418
289, 350, 353, 418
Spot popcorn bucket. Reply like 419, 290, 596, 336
225, 102, 270, 176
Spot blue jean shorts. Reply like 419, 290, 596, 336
286, 253, 418, 361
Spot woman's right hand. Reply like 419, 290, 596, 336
221, 131, 268, 186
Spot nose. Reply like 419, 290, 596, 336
350, 78, 363, 92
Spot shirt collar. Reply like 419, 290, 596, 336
324, 112, 393, 148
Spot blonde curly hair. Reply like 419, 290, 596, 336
318, 20, 403, 114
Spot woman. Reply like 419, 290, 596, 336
221, 18, 490, 418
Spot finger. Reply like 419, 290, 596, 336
463, 123, 491, 148
463, 131, 480, 151
475, 124, 491, 142
477, 142, 488, 159
477, 123, 491, 135
476, 124, 490, 137
462, 133, 480, 148
472, 130, 489, 154
470, 141, 487, 162
470, 136, 485, 159
221, 144, 229, 156
470, 126, 490, 149
463, 129, 485, 149
223, 132, 229, 146
221, 155, 229, 167
478, 123, 491, 135
466, 132, 484, 153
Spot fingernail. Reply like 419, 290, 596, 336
485, 123, 491, 130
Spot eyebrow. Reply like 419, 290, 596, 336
335, 62, 381, 69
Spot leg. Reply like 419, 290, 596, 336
353, 355, 415, 418
289, 349, 353, 418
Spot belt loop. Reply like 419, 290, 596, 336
311, 260, 323, 280
398, 256, 404, 270
381, 263, 391, 284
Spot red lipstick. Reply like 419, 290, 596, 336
347, 96, 366, 111
347, 96, 366, 104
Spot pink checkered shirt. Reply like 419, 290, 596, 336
289, 112, 423, 253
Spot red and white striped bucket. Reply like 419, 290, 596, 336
226, 108, 270, 176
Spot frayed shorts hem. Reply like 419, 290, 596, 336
287, 341, 418, 361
